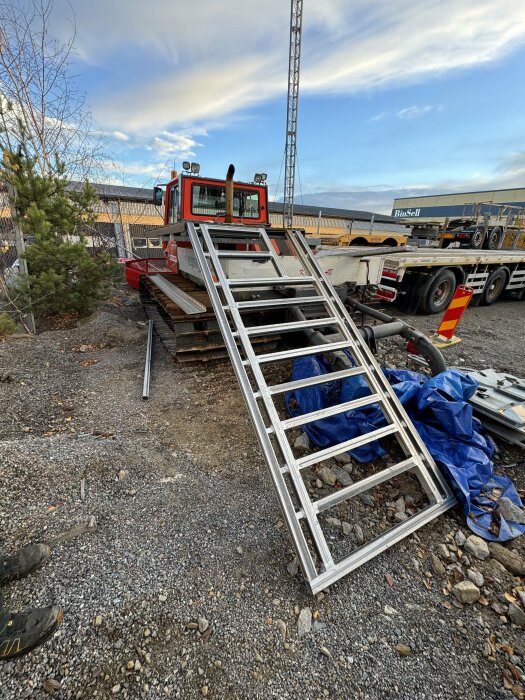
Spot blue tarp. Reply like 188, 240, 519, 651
285, 358, 525, 542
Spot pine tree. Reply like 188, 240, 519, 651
3, 148, 115, 318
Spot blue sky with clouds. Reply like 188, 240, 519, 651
51, 0, 525, 213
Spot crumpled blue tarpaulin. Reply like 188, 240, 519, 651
285, 358, 525, 542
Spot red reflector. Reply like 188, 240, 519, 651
374, 286, 397, 301
382, 270, 397, 280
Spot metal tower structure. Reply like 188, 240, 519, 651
283, 0, 303, 229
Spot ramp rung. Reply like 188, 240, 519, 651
315, 458, 417, 514
234, 296, 325, 310
297, 423, 398, 469
256, 340, 352, 364
242, 317, 338, 337
282, 393, 381, 430
215, 251, 273, 259
308, 498, 455, 594
221, 276, 315, 288
265, 366, 366, 396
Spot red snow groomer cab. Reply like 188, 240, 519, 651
156, 163, 270, 277
160, 163, 269, 228
125, 163, 272, 289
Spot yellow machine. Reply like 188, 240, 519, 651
306, 222, 411, 248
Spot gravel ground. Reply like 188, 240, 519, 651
0, 289, 524, 700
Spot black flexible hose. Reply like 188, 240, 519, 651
346, 299, 446, 376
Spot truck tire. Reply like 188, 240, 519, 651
481, 267, 507, 305
485, 226, 503, 250
422, 269, 457, 314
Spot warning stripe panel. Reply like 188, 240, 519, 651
447, 297, 470, 310
439, 308, 464, 323
438, 319, 458, 332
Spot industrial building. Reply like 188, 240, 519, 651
392, 187, 525, 226
0, 182, 398, 262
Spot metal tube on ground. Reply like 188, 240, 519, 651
142, 320, 153, 399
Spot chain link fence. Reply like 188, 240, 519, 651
0, 187, 22, 323
0, 185, 167, 326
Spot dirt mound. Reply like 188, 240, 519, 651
76, 310, 146, 347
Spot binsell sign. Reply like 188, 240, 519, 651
394, 208, 421, 217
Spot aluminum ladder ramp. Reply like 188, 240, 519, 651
187, 222, 455, 593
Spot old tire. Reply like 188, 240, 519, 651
481, 267, 507, 305
470, 228, 484, 249
422, 269, 457, 314
485, 226, 503, 250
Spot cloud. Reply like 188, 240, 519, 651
302, 1, 525, 94
112, 131, 129, 141
396, 105, 436, 119
370, 104, 442, 121
149, 131, 201, 159
98, 159, 171, 188
297, 151, 525, 214
51, 0, 525, 134
370, 111, 388, 122
100, 146, 525, 209
93, 57, 284, 132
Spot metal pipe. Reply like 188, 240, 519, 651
142, 320, 153, 399
368, 321, 405, 339
346, 299, 446, 376
224, 164, 235, 223
290, 300, 446, 376
348, 299, 393, 323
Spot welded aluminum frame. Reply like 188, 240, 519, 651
187, 222, 455, 593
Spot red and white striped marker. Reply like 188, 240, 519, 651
432, 285, 474, 347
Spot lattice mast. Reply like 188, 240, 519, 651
283, 0, 303, 229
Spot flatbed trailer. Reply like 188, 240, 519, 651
373, 248, 525, 313
132, 231, 525, 317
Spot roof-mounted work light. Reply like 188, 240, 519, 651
182, 161, 191, 171
254, 173, 262, 183
260, 173, 267, 182
190, 162, 200, 174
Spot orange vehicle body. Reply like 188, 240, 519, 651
162, 173, 269, 227
154, 172, 271, 277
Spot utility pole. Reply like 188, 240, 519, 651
283, 0, 303, 229
6, 182, 36, 333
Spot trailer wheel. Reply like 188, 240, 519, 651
485, 226, 503, 250
481, 267, 507, 305
422, 269, 457, 314
470, 228, 484, 249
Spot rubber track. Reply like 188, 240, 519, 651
139, 277, 279, 363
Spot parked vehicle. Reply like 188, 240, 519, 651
451, 224, 504, 250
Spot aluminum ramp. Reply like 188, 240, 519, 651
187, 222, 455, 593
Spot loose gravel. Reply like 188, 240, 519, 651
0, 289, 524, 699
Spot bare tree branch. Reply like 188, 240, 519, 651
0, 0, 106, 180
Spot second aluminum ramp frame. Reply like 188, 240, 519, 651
147, 274, 206, 315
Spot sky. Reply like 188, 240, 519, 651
49, 0, 525, 214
